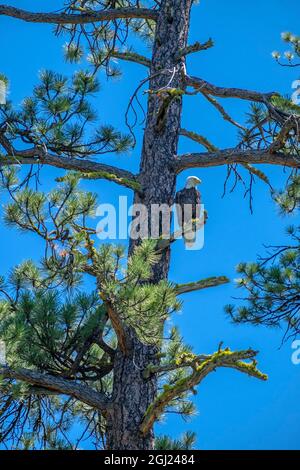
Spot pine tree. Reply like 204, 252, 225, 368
0, 2, 298, 450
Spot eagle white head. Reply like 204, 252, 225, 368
185, 176, 202, 189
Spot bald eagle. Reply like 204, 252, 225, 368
175, 176, 202, 248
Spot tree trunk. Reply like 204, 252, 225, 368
106, 0, 192, 450
106, 331, 159, 450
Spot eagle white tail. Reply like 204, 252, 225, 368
183, 222, 197, 248
183, 233, 197, 248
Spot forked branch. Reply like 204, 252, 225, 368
176, 148, 300, 171
185, 75, 276, 103
140, 348, 267, 435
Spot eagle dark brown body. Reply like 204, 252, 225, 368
175, 186, 201, 247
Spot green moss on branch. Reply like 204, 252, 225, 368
57, 171, 141, 191
175, 276, 230, 295
140, 347, 267, 435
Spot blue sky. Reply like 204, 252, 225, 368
1, 0, 300, 450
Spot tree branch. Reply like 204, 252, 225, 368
0, 5, 158, 24
0, 151, 140, 190
0, 366, 111, 412
111, 51, 151, 68
106, 302, 129, 356
175, 148, 300, 171
201, 92, 247, 130
176, 39, 214, 59
175, 276, 230, 295
269, 116, 299, 153
156, 217, 207, 251
185, 75, 276, 103
179, 128, 218, 152
98, 293, 129, 356
140, 348, 267, 435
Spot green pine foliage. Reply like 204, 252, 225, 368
155, 431, 196, 450
0, 290, 109, 373
0, 171, 180, 344
158, 327, 197, 419
240, 97, 300, 155
272, 31, 300, 66
274, 174, 300, 213
59, 1, 156, 77
0, 70, 132, 158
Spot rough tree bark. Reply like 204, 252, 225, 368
105, 0, 192, 450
